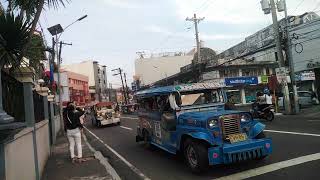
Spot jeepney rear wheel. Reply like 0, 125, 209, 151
183, 138, 209, 173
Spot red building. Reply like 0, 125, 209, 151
67, 71, 90, 106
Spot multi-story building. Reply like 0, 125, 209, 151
153, 12, 319, 105
54, 70, 90, 106
66, 71, 89, 106
62, 60, 108, 102
134, 51, 194, 86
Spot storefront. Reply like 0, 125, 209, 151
224, 76, 269, 104
295, 71, 316, 91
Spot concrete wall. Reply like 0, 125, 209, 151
4, 120, 51, 180
35, 120, 50, 176
135, 55, 193, 85
5, 128, 35, 180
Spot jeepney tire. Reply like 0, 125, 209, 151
183, 138, 209, 173
117, 122, 121, 125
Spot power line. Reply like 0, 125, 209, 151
290, 0, 306, 15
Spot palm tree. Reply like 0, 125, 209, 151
7, 0, 68, 62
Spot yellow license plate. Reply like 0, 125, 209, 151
228, 133, 247, 143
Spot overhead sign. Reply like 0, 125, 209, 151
275, 67, 290, 83
296, 71, 316, 81
225, 76, 258, 86
175, 81, 225, 91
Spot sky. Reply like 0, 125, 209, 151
40, 0, 319, 87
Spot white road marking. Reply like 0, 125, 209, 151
121, 116, 139, 120
120, 126, 133, 131
265, 129, 320, 137
308, 120, 320, 122
84, 126, 151, 180
215, 152, 320, 180
83, 134, 121, 180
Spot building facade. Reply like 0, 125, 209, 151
62, 60, 108, 102
152, 12, 319, 104
135, 51, 194, 86
66, 71, 89, 106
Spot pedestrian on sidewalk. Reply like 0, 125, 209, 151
63, 101, 85, 163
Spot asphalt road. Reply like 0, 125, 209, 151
85, 110, 320, 180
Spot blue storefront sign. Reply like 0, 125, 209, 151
225, 76, 258, 86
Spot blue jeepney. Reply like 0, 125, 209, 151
135, 83, 272, 173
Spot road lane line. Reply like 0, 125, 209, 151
265, 129, 320, 137
84, 126, 151, 180
83, 134, 121, 180
121, 116, 139, 120
308, 120, 320, 122
215, 152, 320, 180
120, 126, 133, 131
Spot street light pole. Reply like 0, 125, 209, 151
48, 15, 87, 132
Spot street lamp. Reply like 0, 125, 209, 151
47, 15, 88, 132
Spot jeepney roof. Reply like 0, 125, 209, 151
135, 82, 223, 98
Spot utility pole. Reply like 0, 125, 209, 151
57, 41, 72, 132
186, 13, 204, 81
283, 0, 299, 114
269, 0, 291, 114
112, 68, 128, 105
124, 73, 130, 104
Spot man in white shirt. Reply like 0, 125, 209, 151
265, 93, 273, 105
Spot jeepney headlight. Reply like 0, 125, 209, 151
240, 113, 252, 123
208, 119, 218, 128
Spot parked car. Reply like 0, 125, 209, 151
278, 91, 313, 108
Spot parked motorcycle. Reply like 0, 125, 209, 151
250, 102, 274, 121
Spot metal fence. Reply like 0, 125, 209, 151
33, 91, 45, 123
2, 71, 25, 122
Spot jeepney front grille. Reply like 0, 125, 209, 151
224, 148, 265, 163
220, 118, 241, 140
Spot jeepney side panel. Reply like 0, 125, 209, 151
137, 111, 162, 143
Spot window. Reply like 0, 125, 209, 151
98, 69, 100, 74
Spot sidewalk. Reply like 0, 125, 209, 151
42, 133, 114, 180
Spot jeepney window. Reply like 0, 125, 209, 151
180, 90, 224, 106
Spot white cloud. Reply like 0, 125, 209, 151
174, 0, 318, 24
144, 25, 173, 35
201, 33, 250, 40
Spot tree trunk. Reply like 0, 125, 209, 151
19, 0, 45, 63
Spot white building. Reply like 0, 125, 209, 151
62, 60, 108, 102
135, 52, 194, 85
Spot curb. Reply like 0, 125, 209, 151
83, 133, 121, 180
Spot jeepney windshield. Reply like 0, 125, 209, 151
179, 89, 224, 107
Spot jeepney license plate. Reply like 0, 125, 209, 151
228, 133, 247, 143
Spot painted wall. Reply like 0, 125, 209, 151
135, 55, 193, 85
35, 120, 50, 176
62, 61, 95, 86
4, 120, 51, 180
5, 128, 36, 180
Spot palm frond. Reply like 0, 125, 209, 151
0, 12, 31, 68
46, 0, 69, 9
